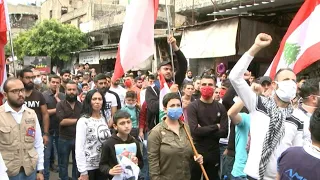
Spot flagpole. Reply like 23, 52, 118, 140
165, 0, 175, 83
4, 0, 16, 77
8, 30, 16, 77
164, 1, 209, 178
183, 124, 209, 180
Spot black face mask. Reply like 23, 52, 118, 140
66, 94, 77, 102
23, 82, 34, 90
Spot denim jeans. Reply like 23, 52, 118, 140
9, 170, 36, 180
219, 143, 228, 175
44, 133, 59, 180
140, 133, 149, 180
231, 175, 248, 180
221, 154, 235, 180
58, 137, 79, 180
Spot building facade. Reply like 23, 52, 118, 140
7, 3, 41, 37
39, 0, 312, 76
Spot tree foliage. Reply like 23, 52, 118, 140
11, 19, 87, 63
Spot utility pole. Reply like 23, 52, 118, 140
192, 0, 195, 25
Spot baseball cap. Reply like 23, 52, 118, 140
259, 76, 272, 84
157, 61, 172, 70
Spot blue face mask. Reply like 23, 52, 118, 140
167, 107, 183, 120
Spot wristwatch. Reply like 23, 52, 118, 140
37, 170, 43, 174
43, 132, 50, 136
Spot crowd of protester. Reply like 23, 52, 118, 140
0, 34, 319, 180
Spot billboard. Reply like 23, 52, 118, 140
23, 56, 51, 73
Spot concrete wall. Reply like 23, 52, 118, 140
8, 4, 41, 15
7, 4, 41, 37
60, 3, 90, 24
40, 0, 68, 20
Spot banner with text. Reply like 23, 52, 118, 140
24, 56, 51, 73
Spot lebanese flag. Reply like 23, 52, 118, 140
112, 0, 159, 81
159, 74, 170, 122
0, 0, 9, 105
265, 0, 320, 79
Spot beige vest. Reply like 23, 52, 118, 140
0, 105, 38, 177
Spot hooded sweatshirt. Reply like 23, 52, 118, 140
99, 133, 143, 178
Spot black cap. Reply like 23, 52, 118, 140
259, 76, 272, 84
157, 61, 172, 70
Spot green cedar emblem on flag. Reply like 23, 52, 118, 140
283, 43, 301, 65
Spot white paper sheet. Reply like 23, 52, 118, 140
112, 156, 140, 180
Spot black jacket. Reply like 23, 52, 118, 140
222, 85, 249, 157
145, 49, 187, 130
99, 134, 143, 178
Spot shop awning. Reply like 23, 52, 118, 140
100, 50, 117, 60
179, 17, 280, 59
180, 18, 239, 59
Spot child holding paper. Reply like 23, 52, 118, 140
99, 110, 143, 179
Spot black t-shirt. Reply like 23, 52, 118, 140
43, 90, 66, 134
187, 100, 228, 155
24, 90, 46, 127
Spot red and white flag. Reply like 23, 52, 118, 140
265, 0, 320, 79
112, 0, 159, 81
159, 74, 170, 121
0, 0, 9, 105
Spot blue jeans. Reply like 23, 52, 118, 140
231, 176, 247, 180
44, 133, 59, 180
219, 143, 228, 174
140, 133, 149, 180
58, 137, 79, 180
221, 154, 235, 180
9, 170, 36, 180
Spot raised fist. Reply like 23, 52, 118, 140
254, 33, 272, 48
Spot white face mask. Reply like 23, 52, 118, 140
33, 77, 42, 85
126, 103, 136, 109
275, 80, 297, 103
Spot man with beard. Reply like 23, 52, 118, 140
56, 81, 82, 180
18, 68, 50, 148
94, 74, 117, 125
106, 76, 122, 110
0, 78, 44, 179
183, 70, 193, 85
145, 35, 187, 130
59, 69, 71, 94
42, 75, 65, 180
109, 78, 126, 108
292, 78, 320, 145
192, 77, 201, 100
229, 33, 301, 179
